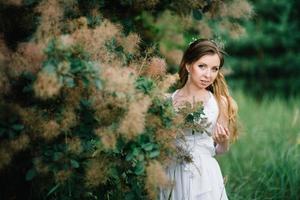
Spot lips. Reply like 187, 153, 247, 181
200, 80, 210, 85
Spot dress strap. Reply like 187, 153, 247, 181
171, 89, 179, 101
208, 90, 213, 99
208, 91, 217, 103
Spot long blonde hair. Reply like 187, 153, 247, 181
211, 72, 238, 141
178, 39, 239, 141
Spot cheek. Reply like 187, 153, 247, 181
211, 72, 219, 81
191, 67, 204, 76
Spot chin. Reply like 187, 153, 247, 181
196, 84, 207, 90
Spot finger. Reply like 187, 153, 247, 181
221, 131, 229, 143
218, 125, 229, 142
213, 124, 219, 137
220, 126, 229, 140
218, 125, 226, 138
216, 124, 221, 140
218, 124, 224, 133
224, 127, 230, 136
215, 123, 227, 143
217, 123, 223, 134
220, 125, 229, 137
217, 124, 225, 142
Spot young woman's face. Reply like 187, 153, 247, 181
186, 53, 220, 89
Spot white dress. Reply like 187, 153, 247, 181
160, 90, 228, 200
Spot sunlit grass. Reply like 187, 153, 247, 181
218, 91, 300, 200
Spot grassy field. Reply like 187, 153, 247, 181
218, 91, 300, 200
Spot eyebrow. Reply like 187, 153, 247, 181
198, 63, 219, 68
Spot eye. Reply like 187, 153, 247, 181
198, 64, 205, 68
212, 67, 219, 72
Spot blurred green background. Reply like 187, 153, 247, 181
226, 0, 300, 98
218, 90, 300, 200
1, 0, 299, 199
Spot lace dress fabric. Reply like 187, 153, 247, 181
160, 90, 228, 200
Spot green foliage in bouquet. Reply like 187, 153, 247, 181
176, 100, 211, 135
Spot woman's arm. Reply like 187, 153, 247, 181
213, 96, 230, 155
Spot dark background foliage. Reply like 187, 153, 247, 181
226, 0, 300, 98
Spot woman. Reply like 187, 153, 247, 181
160, 39, 238, 200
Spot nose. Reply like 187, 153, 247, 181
203, 68, 212, 78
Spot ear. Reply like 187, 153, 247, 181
185, 64, 190, 73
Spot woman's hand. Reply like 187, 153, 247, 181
213, 123, 230, 144
213, 123, 230, 155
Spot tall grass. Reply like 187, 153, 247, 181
218, 91, 300, 200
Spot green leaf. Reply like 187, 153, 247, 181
22, 85, 33, 93
148, 150, 160, 158
43, 63, 56, 73
82, 75, 90, 87
110, 167, 119, 180
53, 152, 63, 161
186, 113, 194, 123
135, 77, 155, 94
23, 0, 40, 6
126, 152, 134, 161
134, 162, 144, 175
81, 99, 92, 107
64, 77, 75, 88
192, 9, 202, 20
137, 154, 144, 161
12, 124, 24, 131
95, 79, 103, 89
25, 168, 37, 181
141, 143, 154, 151
125, 193, 135, 200
70, 159, 80, 168
132, 147, 140, 157
70, 60, 82, 73
47, 183, 60, 196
